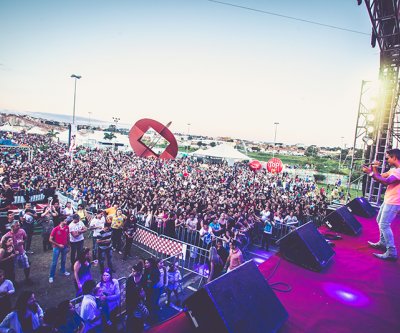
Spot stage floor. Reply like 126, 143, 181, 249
149, 214, 400, 333
258, 214, 400, 333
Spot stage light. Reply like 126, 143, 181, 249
366, 126, 374, 134
366, 114, 375, 122
363, 136, 374, 146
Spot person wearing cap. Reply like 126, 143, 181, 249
69, 214, 87, 269
48, 216, 70, 283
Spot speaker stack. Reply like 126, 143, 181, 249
324, 206, 362, 236
277, 197, 376, 271
346, 197, 377, 218
278, 221, 335, 271
184, 260, 288, 333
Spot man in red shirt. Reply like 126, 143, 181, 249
49, 216, 70, 283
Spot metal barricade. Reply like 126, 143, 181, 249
132, 224, 210, 280
270, 222, 296, 242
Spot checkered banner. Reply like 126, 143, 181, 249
132, 228, 183, 256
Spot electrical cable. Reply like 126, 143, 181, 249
270, 282, 292, 293
264, 257, 293, 293
206, 0, 370, 36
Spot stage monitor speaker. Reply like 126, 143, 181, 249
346, 197, 376, 218
278, 221, 335, 271
184, 260, 288, 333
324, 206, 362, 235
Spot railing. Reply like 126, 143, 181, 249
132, 224, 210, 280
9, 189, 46, 206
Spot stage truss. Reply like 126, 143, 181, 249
348, 1, 400, 205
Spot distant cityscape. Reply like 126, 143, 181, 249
0, 110, 347, 158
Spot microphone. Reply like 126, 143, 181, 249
362, 161, 381, 166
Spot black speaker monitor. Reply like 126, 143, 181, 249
278, 221, 335, 271
346, 197, 376, 218
184, 260, 288, 333
324, 206, 362, 235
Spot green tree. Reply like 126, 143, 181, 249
305, 145, 319, 157
46, 129, 59, 138
106, 124, 117, 132
103, 132, 116, 141
210, 142, 216, 147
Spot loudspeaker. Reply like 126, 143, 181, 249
324, 206, 362, 235
184, 260, 288, 333
346, 197, 376, 218
278, 222, 335, 271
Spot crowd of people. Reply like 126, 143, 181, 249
0, 130, 336, 332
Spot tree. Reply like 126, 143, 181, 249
305, 145, 319, 157
103, 132, 116, 141
251, 146, 261, 152
197, 141, 203, 147
46, 129, 59, 138
210, 142, 216, 147
106, 124, 117, 132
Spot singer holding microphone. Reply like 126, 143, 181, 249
362, 149, 400, 261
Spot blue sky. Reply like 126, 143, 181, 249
0, 0, 379, 146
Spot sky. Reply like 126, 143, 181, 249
0, 0, 379, 147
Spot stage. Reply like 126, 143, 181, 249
149, 214, 400, 333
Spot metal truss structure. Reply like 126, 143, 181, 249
349, 1, 400, 204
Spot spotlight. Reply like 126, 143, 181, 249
366, 126, 374, 134
363, 136, 374, 146
367, 114, 375, 122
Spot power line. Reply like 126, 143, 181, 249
206, 0, 370, 36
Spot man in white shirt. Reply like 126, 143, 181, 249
69, 214, 87, 268
89, 211, 105, 260
80, 279, 102, 333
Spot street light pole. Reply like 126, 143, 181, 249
273, 122, 279, 158
112, 116, 120, 129
69, 74, 81, 147
112, 117, 120, 151
70, 74, 82, 125
187, 123, 191, 153
338, 136, 344, 170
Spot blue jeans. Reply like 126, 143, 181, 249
376, 203, 400, 248
49, 247, 68, 278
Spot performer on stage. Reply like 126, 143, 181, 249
362, 148, 400, 261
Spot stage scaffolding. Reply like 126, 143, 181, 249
348, 1, 400, 205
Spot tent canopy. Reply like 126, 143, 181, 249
192, 143, 249, 164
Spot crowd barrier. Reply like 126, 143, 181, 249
132, 224, 210, 279
10, 189, 46, 205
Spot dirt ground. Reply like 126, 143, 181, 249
12, 235, 144, 309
